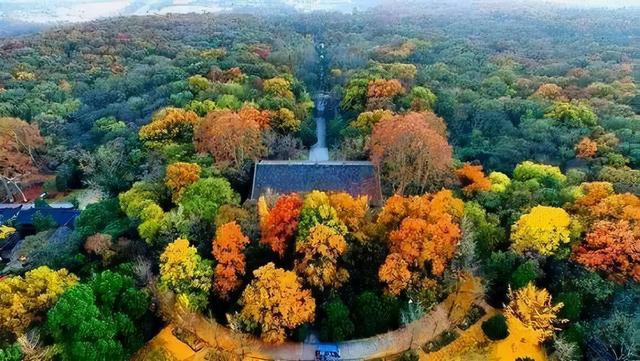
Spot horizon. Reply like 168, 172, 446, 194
1, 0, 640, 26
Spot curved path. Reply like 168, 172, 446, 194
143, 298, 494, 361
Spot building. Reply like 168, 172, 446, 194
251, 160, 382, 203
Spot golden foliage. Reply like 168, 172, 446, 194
239, 263, 315, 344
510, 206, 572, 256
159, 238, 212, 309
505, 283, 564, 343
294, 224, 349, 290
0, 225, 16, 240
367, 79, 404, 98
377, 190, 464, 293
378, 253, 412, 295
263, 77, 294, 99
139, 107, 199, 143
328, 192, 369, 235
0, 266, 77, 337
350, 109, 394, 134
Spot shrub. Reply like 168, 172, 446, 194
482, 314, 509, 340
510, 260, 540, 289
33, 212, 57, 232
0, 343, 22, 361
352, 291, 400, 338
319, 297, 355, 342
557, 292, 583, 322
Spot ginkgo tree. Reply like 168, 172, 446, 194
237, 262, 315, 344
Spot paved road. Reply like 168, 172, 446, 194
309, 95, 329, 162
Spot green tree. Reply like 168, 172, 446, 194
179, 177, 239, 221
352, 291, 400, 338
319, 297, 355, 342
45, 271, 150, 361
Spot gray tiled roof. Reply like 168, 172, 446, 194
251, 160, 382, 202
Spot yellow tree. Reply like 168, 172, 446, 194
159, 238, 212, 310
510, 206, 572, 256
239, 263, 315, 344
0, 266, 77, 337
294, 224, 349, 290
492, 283, 564, 361
139, 107, 199, 144
328, 192, 369, 235
165, 162, 201, 202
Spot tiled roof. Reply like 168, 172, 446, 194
251, 160, 382, 202
0, 205, 80, 227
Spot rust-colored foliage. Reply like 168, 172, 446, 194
193, 110, 266, 170
576, 137, 598, 159
369, 112, 453, 194
165, 162, 201, 203
239, 105, 272, 130
212, 222, 250, 298
0, 117, 44, 182
532, 83, 565, 101
573, 220, 640, 282
260, 193, 303, 257
367, 79, 404, 98
456, 164, 491, 195
139, 107, 199, 143
208, 66, 244, 83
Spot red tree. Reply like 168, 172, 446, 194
260, 194, 303, 257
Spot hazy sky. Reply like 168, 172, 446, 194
1, 0, 640, 24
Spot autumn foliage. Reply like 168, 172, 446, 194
492, 283, 564, 361
367, 79, 404, 98
139, 107, 199, 143
212, 222, 250, 298
573, 220, 640, 282
165, 162, 201, 202
377, 190, 464, 294
0, 266, 77, 337
239, 263, 315, 344
260, 193, 303, 257
576, 137, 598, 158
294, 224, 349, 290
456, 164, 492, 195
239, 104, 272, 130
510, 206, 572, 256
193, 109, 266, 170
369, 112, 453, 194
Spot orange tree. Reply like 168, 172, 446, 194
377, 190, 464, 294
369, 111, 453, 195
165, 162, 201, 203
260, 193, 303, 257
193, 109, 266, 170
212, 222, 250, 298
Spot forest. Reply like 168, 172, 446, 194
0, 2, 639, 361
